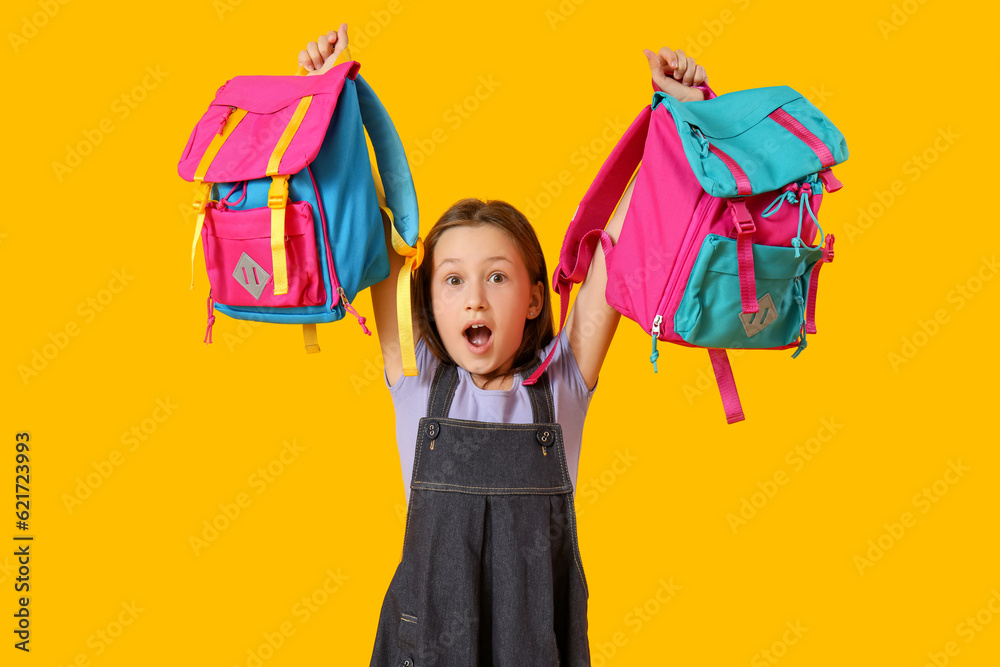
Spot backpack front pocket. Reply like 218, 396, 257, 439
201, 201, 326, 307
674, 234, 821, 349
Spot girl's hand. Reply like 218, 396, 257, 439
299, 23, 349, 76
643, 47, 708, 102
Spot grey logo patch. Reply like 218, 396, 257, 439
739, 293, 777, 337
233, 252, 270, 300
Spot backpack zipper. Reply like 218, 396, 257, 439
306, 164, 371, 335
646, 195, 718, 369
649, 315, 662, 372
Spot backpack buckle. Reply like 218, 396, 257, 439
728, 198, 755, 235
267, 174, 289, 208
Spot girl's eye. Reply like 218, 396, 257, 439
489, 273, 506, 284
446, 276, 462, 286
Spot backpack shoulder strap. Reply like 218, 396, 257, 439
353, 73, 423, 378
523, 104, 652, 385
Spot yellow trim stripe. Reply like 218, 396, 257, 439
302, 323, 320, 353
194, 108, 247, 181
264, 97, 314, 297
267, 97, 313, 176
267, 175, 291, 295
190, 108, 247, 289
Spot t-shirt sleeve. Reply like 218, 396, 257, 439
547, 328, 597, 410
384, 336, 439, 400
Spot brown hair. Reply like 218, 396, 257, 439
413, 198, 554, 384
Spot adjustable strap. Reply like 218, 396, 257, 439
426, 356, 554, 423
265, 95, 314, 296
353, 73, 422, 376
707, 348, 745, 424
805, 234, 835, 334
728, 198, 759, 314
426, 363, 459, 419
189, 107, 248, 288
523, 355, 555, 424
523, 228, 615, 386
708, 143, 752, 196
769, 109, 836, 169
302, 323, 321, 353
523, 107, 652, 386
372, 163, 423, 377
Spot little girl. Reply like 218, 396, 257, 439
300, 25, 710, 666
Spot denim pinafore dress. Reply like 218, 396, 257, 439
369, 358, 591, 666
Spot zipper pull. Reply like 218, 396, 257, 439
650, 315, 662, 373
217, 105, 236, 135
203, 289, 215, 344
338, 286, 372, 335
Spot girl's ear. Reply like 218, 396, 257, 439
528, 280, 545, 318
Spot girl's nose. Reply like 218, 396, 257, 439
465, 283, 487, 310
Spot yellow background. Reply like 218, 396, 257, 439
3, 0, 997, 665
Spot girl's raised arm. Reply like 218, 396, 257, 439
563, 47, 709, 391
296, 26, 412, 384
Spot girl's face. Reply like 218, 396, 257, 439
430, 224, 544, 383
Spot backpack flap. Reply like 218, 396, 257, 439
178, 61, 361, 183
652, 86, 848, 198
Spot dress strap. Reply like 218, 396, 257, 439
424, 354, 556, 424
426, 362, 460, 419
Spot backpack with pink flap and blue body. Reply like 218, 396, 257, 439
178, 57, 424, 374
526, 84, 848, 424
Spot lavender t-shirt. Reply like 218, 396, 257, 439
384, 329, 597, 504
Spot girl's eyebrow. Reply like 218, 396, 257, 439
437, 256, 513, 267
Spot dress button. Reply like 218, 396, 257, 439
536, 429, 552, 446
425, 421, 439, 440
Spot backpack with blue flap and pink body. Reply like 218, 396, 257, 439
526, 83, 848, 424
178, 55, 424, 375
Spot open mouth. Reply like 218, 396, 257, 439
464, 323, 493, 351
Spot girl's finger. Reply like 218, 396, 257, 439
672, 49, 688, 80
298, 49, 313, 70
305, 41, 324, 71
318, 34, 334, 59
682, 56, 698, 86
693, 64, 707, 86
657, 46, 678, 70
